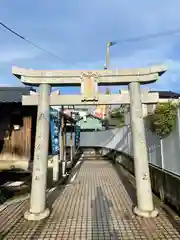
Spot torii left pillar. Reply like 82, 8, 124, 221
24, 83, 51, 221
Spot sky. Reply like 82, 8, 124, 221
1, 1, 180, 94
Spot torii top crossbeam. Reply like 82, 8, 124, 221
12, 65, 166, 86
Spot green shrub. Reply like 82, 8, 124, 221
110, 107, 125, 127
148, 102, 177, 139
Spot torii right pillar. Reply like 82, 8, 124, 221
129, 82, 158, 218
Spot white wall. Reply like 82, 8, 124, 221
80, 126, 133, 156
160, 108, 180, 174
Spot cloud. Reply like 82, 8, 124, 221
0, 44, 40, 64
0, 0, 180, 90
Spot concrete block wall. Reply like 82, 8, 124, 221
117, 153, 180, 214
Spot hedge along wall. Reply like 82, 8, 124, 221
148, 102, 177, 139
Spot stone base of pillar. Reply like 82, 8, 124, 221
133, 206, 158, 218
24, 208, 50, 221
53, 155, 59, 182
62, 161, 67, 176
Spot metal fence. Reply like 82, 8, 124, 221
145, 108, 180, 175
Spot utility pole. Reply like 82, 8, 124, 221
104, 41, 116, 122
104, 41, 116, 70
104, 41, 111, 69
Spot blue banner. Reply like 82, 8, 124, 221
50, 108, 60, 155
75, 124, 80, 148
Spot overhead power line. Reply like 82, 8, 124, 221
0, 21, 71, 64
1, 20, 180, 64
115, 28, 180, 45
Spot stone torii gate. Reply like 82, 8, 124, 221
12, 65, 166, 221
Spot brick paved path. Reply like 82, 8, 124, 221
0, 153, 180, 239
